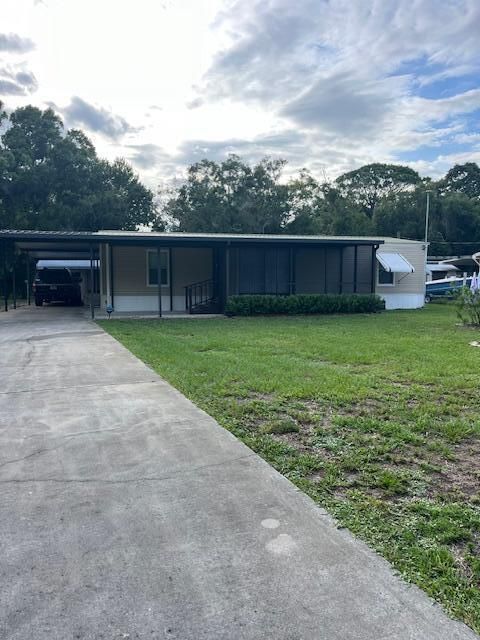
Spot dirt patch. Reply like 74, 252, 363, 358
306, 470, 325, 483
235, 391, 277, 405
270, 428, 313, 454
427, 439, 480, 498
390, 381, 414, 389
451, 543, 480, 585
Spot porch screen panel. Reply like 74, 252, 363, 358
356, 245, 373, 293
341, 246, 355, 293
275, 248, 290, 294
264, 249, 276, 293
325, 247, 341, 293
238, 248, 265, 294
238, 247, 290, 294
264, 248, 290, 294
295, 248, 326, 293
228, 248, 239, 295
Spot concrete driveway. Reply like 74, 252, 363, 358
0, 306, 477, 640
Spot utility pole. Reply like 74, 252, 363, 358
424, 189, 432, 272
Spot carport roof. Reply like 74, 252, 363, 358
0, 230, 101, 259
0, 229, 384, 248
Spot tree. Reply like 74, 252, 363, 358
319, 185, 374, 235
438, 162, 480, 199
373, 189, 427, 240
161, 155, 290, 233
93, 158, 157, 231
284, 170, 326, 234
433, 192, 480, 255
0, 105, 157, 231
335, 163, 422, 217
373, 187, 480, 255
285, 171, 373, 236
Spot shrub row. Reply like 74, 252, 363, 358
225, 293, 385, 316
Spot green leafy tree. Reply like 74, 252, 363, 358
335, 163, 422, 217
373, 187, 480, 255
373, 189, 427, 240
319, 186, 374, 235
285, 171, 373, 236
438, 162, 480, 199
433, 192, 480, 255
285, 170, 326, 234
161, 155, 290, 233
0, 105, 157, 231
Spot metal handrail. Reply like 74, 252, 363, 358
184, 278, 215, 311
185, 278, 213, 289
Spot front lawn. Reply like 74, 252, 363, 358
100, 305, 480, 633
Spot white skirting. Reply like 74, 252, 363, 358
108, 295, 186, 313
379, 293, 425, 310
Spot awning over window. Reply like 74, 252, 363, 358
376, 252, 415, 273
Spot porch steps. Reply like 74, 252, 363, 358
185, 279, 220, 314
190, 298, 221, 314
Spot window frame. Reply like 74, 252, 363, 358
377, 263, 395, 287
146, 249, 170, 287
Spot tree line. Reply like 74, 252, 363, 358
161, 157, 480, 256
2, 104, 480, 257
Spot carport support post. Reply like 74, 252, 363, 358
26, 253, 31, 305
12, 260, 16, 309
2, 240, 8, 312
353, 245, 358, 294
89, 245, 95, 320
157, 246, 162, 318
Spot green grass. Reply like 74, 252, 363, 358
100, 305, 480, 632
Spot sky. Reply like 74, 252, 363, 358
1, 0, 480, 189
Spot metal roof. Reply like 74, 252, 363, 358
0, 228, 385, 247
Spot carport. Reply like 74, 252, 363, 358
0, 230, 100, 319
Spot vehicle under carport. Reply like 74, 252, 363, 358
0, 231, 100, 318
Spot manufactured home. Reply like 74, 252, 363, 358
0, 230, 426, 316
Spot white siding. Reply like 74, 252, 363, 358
376, 240, 426, 308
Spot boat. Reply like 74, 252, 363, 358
425, 276, 472, 301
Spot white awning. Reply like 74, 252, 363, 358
376, 252, 414, 273
427, 263, 459, 274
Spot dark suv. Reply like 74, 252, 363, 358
33, 268, 82, 306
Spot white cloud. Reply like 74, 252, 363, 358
52, 97, 138, 141
0, 0, 479, 186
0, 32, 35, 53
0, 63, 38, 95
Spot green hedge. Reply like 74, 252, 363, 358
225, 294, 385, 316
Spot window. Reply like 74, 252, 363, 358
147, 250, 169, 286
378, 264, 394, 286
